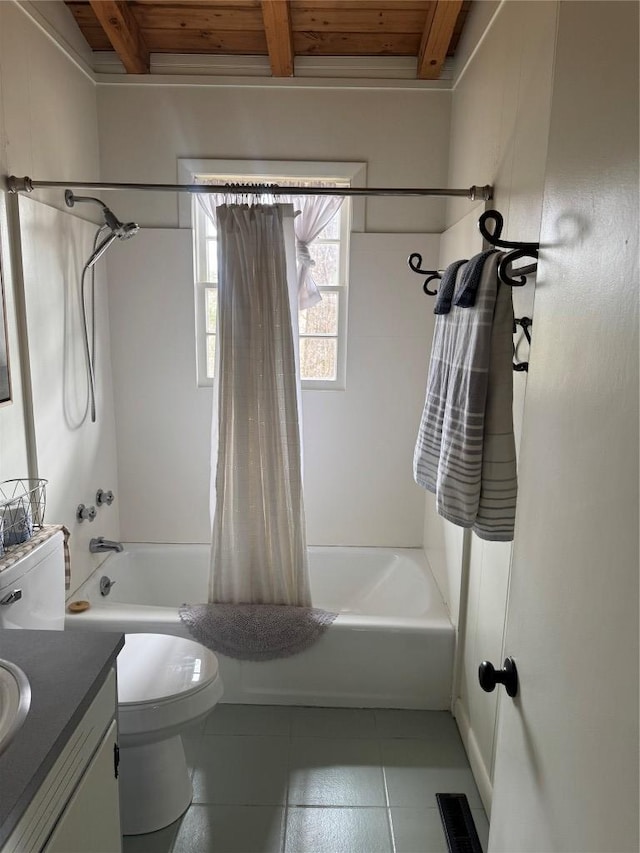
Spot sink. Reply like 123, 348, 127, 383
0, 659, 31, 756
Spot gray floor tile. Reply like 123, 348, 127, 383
121, 819, 180, 853
390, 807, 449, 853
380, 728, 468, 767
381, 739, 482, 809
285, 807, 392, 853
374, 710, 459, 742
172, 804, 285, 853
192, 735, 289, 805
291, 707, 377, 740
205, 704, 292, 737
288, 738, 386, 806
125, 706, 482, 852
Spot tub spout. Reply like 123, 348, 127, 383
90, 537, 123, 554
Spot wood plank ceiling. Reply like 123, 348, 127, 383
65, 0, 471, 78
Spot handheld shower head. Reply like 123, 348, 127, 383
115, 221, 140, 240
86, 232, 118, 269
65, 189, 139, 248
67, 189, 139, 426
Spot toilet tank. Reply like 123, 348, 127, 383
0, 531, 65, 629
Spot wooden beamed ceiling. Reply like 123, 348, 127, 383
66, 0, 470, 78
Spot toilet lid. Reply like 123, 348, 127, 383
117, 633, 219, 706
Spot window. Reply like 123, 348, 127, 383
182, 160, 365, 390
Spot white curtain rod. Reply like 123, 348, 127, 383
5, 176, 493, 201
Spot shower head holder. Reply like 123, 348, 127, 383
65, 189, 139, 243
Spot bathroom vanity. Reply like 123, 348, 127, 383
0, 630, 124, 852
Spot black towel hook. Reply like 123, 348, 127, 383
408, 253, 442, 296
409, 210, 539, 295
478, 210, 539, 287
513, 316, 533, 372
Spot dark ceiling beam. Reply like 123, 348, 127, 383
261, 0, 294, 77
88, 0, 149, 74
417, 0, 463, 79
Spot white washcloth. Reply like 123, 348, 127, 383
413, 252, 517, 541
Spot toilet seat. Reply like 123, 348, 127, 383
117, 633, 223, 739
118, 633, 219, 705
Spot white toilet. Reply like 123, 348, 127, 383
116, 632, 223, 834
0, 531, 224, 836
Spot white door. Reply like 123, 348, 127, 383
488, 3, 639, 851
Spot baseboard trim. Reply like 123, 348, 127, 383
453, 697, 493, 815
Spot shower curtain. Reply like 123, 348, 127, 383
207, 204, 311, 606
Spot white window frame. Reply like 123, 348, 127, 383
179, 159, 366, 390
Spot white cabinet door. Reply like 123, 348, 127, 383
44, 721, 121, 853
488, 3, 638, 851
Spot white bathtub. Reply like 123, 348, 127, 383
66, 544, 454, 709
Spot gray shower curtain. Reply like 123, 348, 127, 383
208, 204, 311, 606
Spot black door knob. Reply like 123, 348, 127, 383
478, 657, 518, 698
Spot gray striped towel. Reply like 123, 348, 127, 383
413, 251, 517, 541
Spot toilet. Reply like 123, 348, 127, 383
116, 632, 223, 834
0, 531, 224, 836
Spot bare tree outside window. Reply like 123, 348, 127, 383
194, 176, 349, 389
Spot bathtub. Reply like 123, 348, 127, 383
66, 544, 454, 709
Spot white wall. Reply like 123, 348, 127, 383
0, 0, 95, 485
107, 229, 210, 544
98, 84, 450, 545
0, 2, 118, 589
304, 232, 439, 546
19, 197, 121, 591
97, 85, 451, 233
422, 0, 559, 812
0, 3, 98, 209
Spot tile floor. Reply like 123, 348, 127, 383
122, 705, 488, 853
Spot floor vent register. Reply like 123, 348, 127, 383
436, 793, 484, 853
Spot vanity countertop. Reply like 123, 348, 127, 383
0, 629, 124, 848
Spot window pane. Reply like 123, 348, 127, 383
316, 213, 340, 240
299, 292, 338, 335
206, 239, 218, 282
204, 211, 216, 239
309, 243, 339, 286
206, 334, 216, 378
300, 337, 337, 381
205, 288, 218, 333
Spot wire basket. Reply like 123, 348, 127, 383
0, 479, 47, 550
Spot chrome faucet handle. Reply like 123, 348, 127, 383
96, 489, 115, 507
99, 576, 116, 596
77, 504, 97, 522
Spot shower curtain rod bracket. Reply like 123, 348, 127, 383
6, 176, 33, 193
5, 175, 493, 202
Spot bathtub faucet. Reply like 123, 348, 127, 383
89, 537, 123, 554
